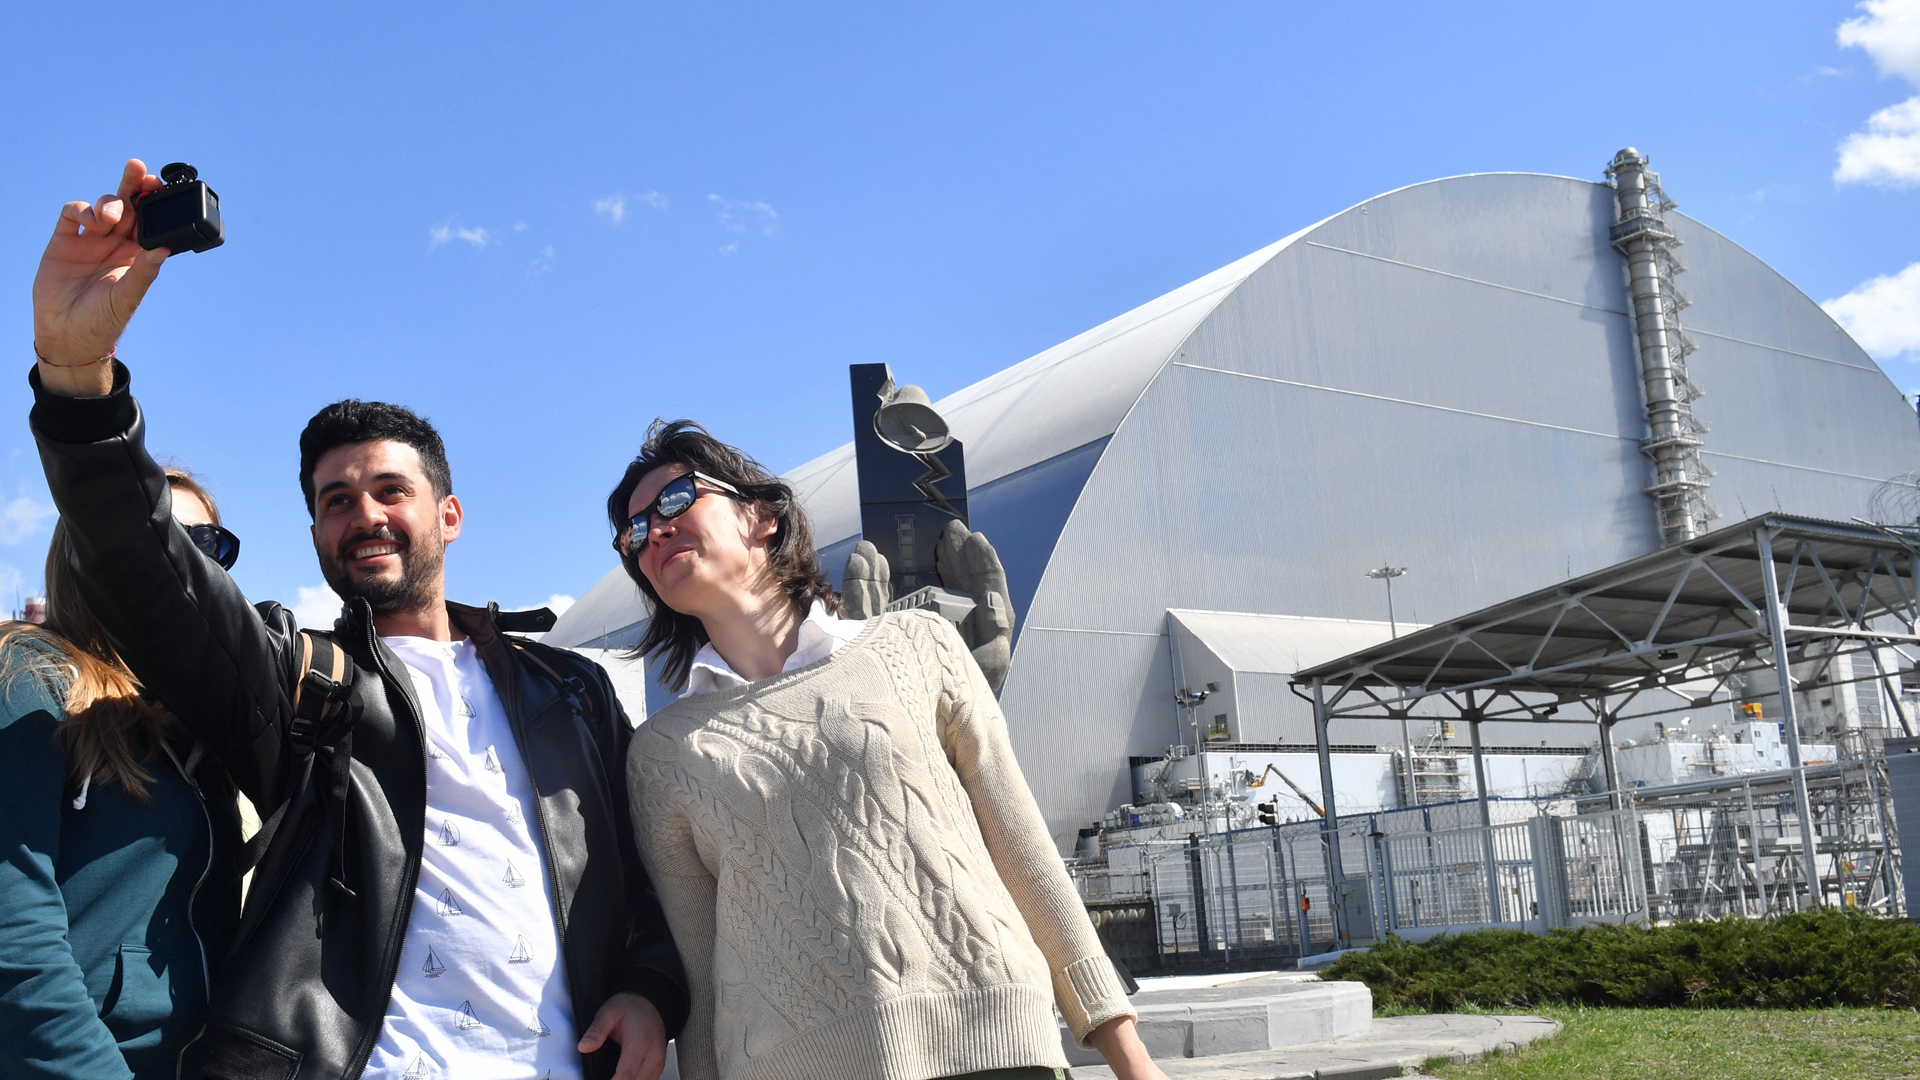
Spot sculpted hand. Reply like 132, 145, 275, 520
934, 519, 1014, 692
841, 540, 892, 619
578, 991, 667, 1080
32, 159, 168, 396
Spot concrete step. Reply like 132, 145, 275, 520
1061, 975, 1373, 1064
1066, 1013, 1561, 1080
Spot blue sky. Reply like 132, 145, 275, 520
2, 1, 1917, 624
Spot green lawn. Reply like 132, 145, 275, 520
1426, 1006, 1920, 1080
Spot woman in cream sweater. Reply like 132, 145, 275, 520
610, 420, 1168, 1080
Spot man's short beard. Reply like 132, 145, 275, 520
319, 524, 446, 618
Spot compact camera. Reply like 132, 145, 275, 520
136, 162, 224, 253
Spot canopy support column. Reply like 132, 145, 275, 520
1757, 526, 1825, 909
1313, 678, 1348, 947
1469, 710, 1502, 923
1599, 710, 1622, 812
1399, 714, 1418, 807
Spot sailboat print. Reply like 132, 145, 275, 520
439, 820, 461, 846
422, 946, 446, 978
483, 747, 502, 774
404, 1055, 430, 1079
505, 802, 523, 825
509, 935, 532, 963
437, 888, 464, 917
528, 1008, 551, 1036
503, 860, 526, 888
459, 694, 476, 718
428, 744, 445, 760
456, 1000, 481, 1030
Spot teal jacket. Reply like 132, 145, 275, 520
0, 658, 241, 1080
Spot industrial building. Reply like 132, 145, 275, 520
549, 152, 1920, 868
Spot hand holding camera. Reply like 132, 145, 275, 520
33, 158, 222, 397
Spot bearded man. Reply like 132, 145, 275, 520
29, 159, 687, 1080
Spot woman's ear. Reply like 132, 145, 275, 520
748, 503, 780, 544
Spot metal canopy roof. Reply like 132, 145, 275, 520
1294, 514, 1920, 727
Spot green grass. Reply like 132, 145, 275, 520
1422, 1005, 1920, 1080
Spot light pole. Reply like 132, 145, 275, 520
1366, 564, 1409, 638
1368, 564, 1416, 805
1176, 683, 1216, 826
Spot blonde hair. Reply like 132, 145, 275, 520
0, 470, 218, 801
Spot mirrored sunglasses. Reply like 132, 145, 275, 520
188, 523, 241, 571
616, 471, 743, 555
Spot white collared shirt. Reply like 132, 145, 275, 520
367, 636, 578, 1080
683, 601, 868, 696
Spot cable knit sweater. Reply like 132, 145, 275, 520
627, 610, 1132, 1080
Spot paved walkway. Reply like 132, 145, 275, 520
1067, 1013, 1561, 1080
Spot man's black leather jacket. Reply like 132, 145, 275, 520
31, 366, 689, 1080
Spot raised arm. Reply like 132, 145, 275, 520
31, 159, 164, 395
28, 159, 298, 807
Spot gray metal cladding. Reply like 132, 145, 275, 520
999, 173, 1920, 847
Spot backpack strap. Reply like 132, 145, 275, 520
289, 631, 349, 751
237, 629, 356, 878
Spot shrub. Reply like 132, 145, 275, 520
1320, 910, 1920, 1011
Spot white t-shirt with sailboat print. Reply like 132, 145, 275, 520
362, 636, 580, 1080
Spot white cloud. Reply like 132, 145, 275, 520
708, 194, 779, 238
595, 191, 668, 225
1825, 261, 1920, 358
291, 585, 342, 629
530, 245, 555, 274
1841, 0, 1920, 82
1836, 0, 1920, 186
1837, 97, 1920, 186
543, 594, 576, 615
428, 220, 493, 249
513, 222, 528, 233
0, 492, 55, 546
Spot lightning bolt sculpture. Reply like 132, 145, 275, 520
911, 451, 960, 519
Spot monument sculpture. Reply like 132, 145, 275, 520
841, 362, 1014, 691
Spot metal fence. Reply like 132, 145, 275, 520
1075, 752, 1909, 969
1072, 802, 1649, 966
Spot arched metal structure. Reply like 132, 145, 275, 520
550, 170, 1920, 849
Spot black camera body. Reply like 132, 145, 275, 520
136, 163, 223, 253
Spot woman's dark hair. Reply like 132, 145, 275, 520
606, 419, 839, 689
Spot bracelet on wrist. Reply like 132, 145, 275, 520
33, 344, 115, 370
